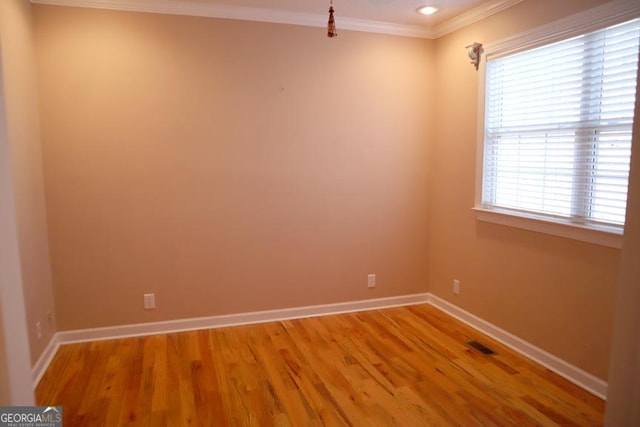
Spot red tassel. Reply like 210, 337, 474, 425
327, 5, 337, 38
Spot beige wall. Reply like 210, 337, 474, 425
0, 0, 39, 405
604, 64, 640, 424
0, 0, 54, 378
430, 0, 620, 380
34, 6, 434, 330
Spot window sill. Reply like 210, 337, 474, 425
472, 207, 623, 249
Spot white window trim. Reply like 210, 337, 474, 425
474, 0, 640, 249
473, 207, 623, 248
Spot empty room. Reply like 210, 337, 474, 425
0, 0, 639, 425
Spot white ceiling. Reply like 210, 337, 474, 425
31, 0, 524, 38
178, 0, 488, 27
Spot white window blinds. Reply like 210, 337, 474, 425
482, 18, 640, 229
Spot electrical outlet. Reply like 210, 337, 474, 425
144, 293, 156, 310
368, 274, 376, 288
47, 310, 53, 327
36, 321, 42, 341
453, 279, 460, 295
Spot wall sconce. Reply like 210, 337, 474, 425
466, 42, 483, 70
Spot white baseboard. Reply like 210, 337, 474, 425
427, 294, 608, 400
32, 334, 60, 388
33, 291, 608, 401
55, 293, 431, 344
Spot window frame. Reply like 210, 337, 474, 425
474, 0, 640, 249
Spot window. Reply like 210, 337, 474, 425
478, 13, 640, 246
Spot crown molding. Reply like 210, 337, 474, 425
433, 0, 524, 38
30, 0, 520, 40
339, 18, 435, 39
30, 0, 327, 27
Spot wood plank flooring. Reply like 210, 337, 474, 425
36, 304, 604, 426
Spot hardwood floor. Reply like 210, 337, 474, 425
36, 304, 604, 426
